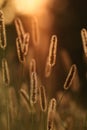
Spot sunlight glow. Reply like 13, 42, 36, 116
14, 0, 48, 15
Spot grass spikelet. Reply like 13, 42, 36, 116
22, 33, 30, 56
47, 98, 57, 130
48, 35, 57, 67
45, 62, 52, 78
30, 72, 38, 106
2, 58, 10, 86
16, 37, 25, 63
31, 16, 39, 46
0, 10, 7, 49
39, 85, 47, 112
71, 68, 80, 92
48, 98, 57, 112
15, 17, 25, 40
30, 59, 36, 74
64, 64, 77, 90
81, 28, 87, 58
24, 33, 30, 45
